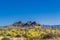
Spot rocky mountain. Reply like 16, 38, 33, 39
12, 21, 40, 27
3, 21, 60, 29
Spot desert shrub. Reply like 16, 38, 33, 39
34, 26, 42, 29
6, 33, 11, 36
15, 34, 21, 37
7, 29, 17, 37
43, 33, 53, 39
25, 29, 45, 39
2, 37, 10, 40
46, 29, 52, 33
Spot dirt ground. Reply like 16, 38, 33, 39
0, 37, 60, 40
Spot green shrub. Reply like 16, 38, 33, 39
2, 37, 10, 40
25, 29, 45, 39
15, 34, 21, 37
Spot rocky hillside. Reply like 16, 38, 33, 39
12, 21, 40, 27
4, 21, 40, 28
3, 21, 60, 29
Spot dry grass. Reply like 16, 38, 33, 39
0, 37, 60, 40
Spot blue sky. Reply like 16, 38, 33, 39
0, 0, 60, 26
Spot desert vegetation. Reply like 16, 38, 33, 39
0, 21, 60, 40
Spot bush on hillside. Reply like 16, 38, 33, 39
2, 37, 10, 40
25, 29, 45, 39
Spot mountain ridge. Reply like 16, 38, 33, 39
0, 21, 60, 28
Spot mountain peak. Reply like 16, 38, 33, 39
12, 21, 40, 27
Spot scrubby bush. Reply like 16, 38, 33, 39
2, 37, 10, 40
15, 34, 21, 37
43, 33, 53, 39
25, 29, 45, 39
